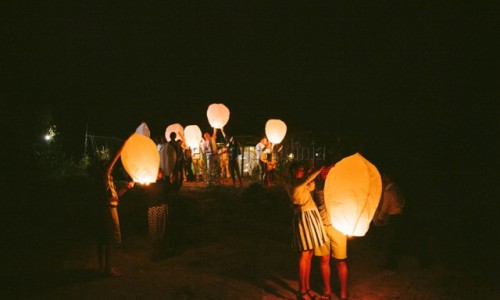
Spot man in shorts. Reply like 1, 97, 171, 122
314, 163, 348, 300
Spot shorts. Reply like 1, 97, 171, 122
314, 225, 347, 260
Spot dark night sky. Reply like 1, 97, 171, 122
2, 1, 498, 165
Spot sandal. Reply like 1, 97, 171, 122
296, 290, 313, 300
318, 293, 332, 300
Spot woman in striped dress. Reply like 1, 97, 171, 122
288, 162, 326, 300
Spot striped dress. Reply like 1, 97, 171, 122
288, 169, 327, 251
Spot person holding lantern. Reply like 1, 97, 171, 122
202, 128, 219, 185
219, 144, 230, 180
373, 173, 406, 270
314, 158, 349, 300
95, 145, 135, 277
288, 161, 327, 300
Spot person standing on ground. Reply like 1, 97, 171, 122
373, 173, 406, 270
314, 160, 349, 300
201, 128, 218, 184
255, 137, 268, 183
191, 144, 205, 182
288, 161, 327, 300
95, 142, 135, 277
221, 128, 243, 186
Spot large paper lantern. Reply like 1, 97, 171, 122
184, 125, 202, 149
207, 103, 230, 128
324, 153, 382, 236
165, 123, 184, 142
135, 122, 150, 137
120, 133, 160, 184
265, 119, 287, 144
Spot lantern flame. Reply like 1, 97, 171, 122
207, 103, 230, 128
121, 133, 160, 184
265, 119, 287, 144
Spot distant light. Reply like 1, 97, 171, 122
44, 134, 52, 141
288, 153, 294, 159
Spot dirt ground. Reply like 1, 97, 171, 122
2, 177, 499, 300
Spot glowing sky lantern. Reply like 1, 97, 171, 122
135, 122, 150, 137
165, 123, 184, 142
265, 119, 287, 144
207, 103, 230, 128
120, 133, 160, 184
184, 125, 202, 149
324, 153, 382, 236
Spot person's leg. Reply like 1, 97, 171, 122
319, 255, 332, 297
235, 161, 242, 185
229, 160, 236, 185
336, 260, 348, 299
298, 250, 314, 299
330, 226, 348, 299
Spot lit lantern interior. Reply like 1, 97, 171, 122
165, 123, 184, 142
184, 125, 202, 149
324, 153, 382, 236
265, 119, 287, 144
121, 133, 160, 184
207, 103, 230, 128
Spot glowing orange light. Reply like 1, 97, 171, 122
324, 153, 382, 236
121, 133, 160, 184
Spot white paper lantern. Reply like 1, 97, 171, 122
184, 125, 203, 149
207, 103, 230, 128
165, 123, 184, 142
265, 119, 287, 144
324, 153, 382, 236
135, 122, 150, 137
121, 133, 160, 184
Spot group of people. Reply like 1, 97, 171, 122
155, 127, 243, 187
201, 127, 243, 186
96, 129, 405, 300
288, 161, 348, 300
96, 132, 186, 277
287, 159, 405, 300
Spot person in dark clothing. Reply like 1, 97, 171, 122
143, 168, 176, 261
168, 132, 184, 192
221, 128, 243, 186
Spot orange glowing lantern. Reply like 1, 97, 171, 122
165, 123, 184, 142
184, 125, 202, 149
120, 133, 160, 184
135, 122, 151, 137
265, 119, 287, 144
207, 103, 230, 128
324, 153, 382, 236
